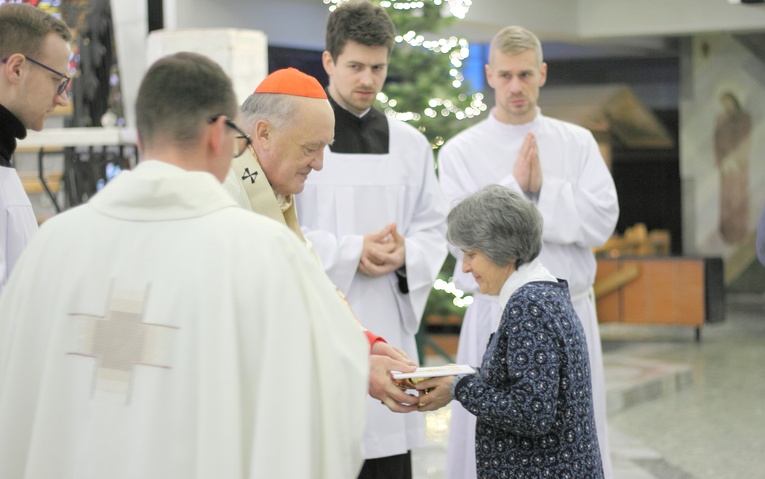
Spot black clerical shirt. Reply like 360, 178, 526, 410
327, 93, 390, 155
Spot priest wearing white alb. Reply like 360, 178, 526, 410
0, 52, 369, 479
437, 26, 619, 479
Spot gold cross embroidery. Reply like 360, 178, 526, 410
68, 283, 178, 402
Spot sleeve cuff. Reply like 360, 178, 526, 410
364, 330, 386, 348
450, 373, 473, 399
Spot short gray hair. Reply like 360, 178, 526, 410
240, 92, 299, 132
490, 25, 543, 67
447, 185, 543, 268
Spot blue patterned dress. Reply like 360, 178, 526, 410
453, 280, 604, 479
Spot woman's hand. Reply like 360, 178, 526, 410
414, 375, 455, 412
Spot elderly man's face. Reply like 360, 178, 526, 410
258, 97, 335, 197
461, 249, 516, 296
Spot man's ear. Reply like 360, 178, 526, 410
2, 54, 25, 85
207, 116, 226, 158
253, 119, 272, 150
484, 63, 494, 89
322, 50, 335, 77
539, 62, 548, 88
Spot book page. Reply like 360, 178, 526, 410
391, 364, 475, 380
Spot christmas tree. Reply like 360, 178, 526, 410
324, 0, 486, 151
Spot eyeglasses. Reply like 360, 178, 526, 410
209, 114, 252, 158
1, 55, 71, 96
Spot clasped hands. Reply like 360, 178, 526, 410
359, 223, 405, 277
514, 131, 543, 196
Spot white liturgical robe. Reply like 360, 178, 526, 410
296, 116, 449, 459
438, 108, 619, 479
0, 160, 369, 479
0, 165, 38, 297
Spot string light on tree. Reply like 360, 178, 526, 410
325, 0, 472, 16
433, 278, 473, 309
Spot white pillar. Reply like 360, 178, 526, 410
110, 0, 148, 128
145, 28, 268, 106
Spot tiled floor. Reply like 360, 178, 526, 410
412, 293, 765, 479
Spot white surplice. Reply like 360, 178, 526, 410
0, 160, 369, 479
0, 166, 38, 297
438, 108, 619, 479
295, 117, 449, 459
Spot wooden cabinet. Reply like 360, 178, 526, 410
594, 257, 725, 340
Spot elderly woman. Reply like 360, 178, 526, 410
417, 185, 604, 478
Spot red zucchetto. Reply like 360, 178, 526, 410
254, 67, 327, 99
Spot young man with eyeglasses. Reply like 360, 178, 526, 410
0, 52, 369, 478
0, 3, 72, 297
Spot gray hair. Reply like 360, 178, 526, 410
490, 25, 543, 67
240, 92, 300, 133
447, 185, 543, 268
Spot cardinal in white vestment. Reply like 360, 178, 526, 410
222, 67, 421, 414
0, 52, 368, 479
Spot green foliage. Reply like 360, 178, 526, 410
372, 0, 486, 150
